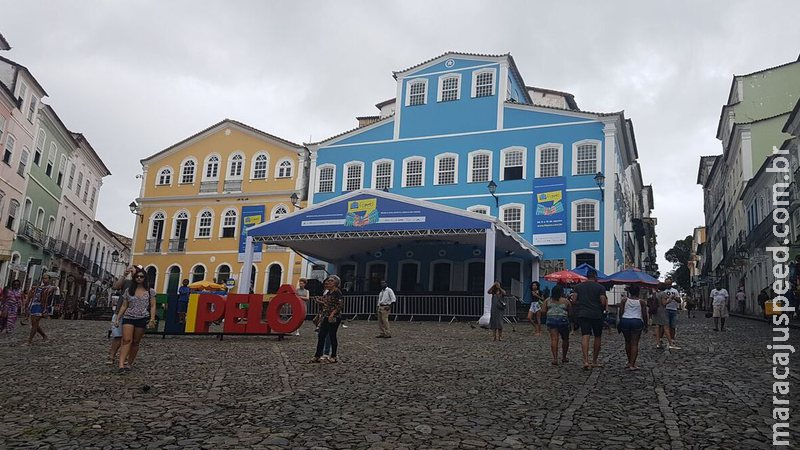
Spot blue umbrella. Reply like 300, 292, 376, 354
602, 268, 660, 286
572, 263, 608, 279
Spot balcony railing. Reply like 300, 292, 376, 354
199, 181, 218, 193
223, 180, 242, 192
169, 238, 187, 252
145, 239, 163, 253
19, 221, 44, 244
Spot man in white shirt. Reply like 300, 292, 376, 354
710, 283, 729, 331
664, 280, 681, 345
376, 280, 396, 338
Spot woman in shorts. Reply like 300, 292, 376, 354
528, 281, 545, 336
541, 285, 571, 365
618, 285, 648, 370
25, 273, 56, 344
113, 266, 156, 373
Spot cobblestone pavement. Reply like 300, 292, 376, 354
0, 314, 795, 449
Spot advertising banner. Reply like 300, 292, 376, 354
239, 205, 265, 262
532, 176, 567, 245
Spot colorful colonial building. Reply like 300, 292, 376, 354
133, 119, 308, 295
307, 52, 656, 299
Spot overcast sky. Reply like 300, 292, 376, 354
1, 1, 798, 274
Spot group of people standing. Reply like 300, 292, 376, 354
0, 273, 58, 344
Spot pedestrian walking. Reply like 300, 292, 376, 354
177, 279, 190, 324
376, 280, 396, 338
488, 282, 507, 341
710, 283, 729, 332
25, 273, 56, 344
735, 288, 746, 314
573, 269, 608, 369
295, 278, 310, 337
528, 281, 545, 336
107, 294, 124, 365
541, 284, 571, 365
113, 266, 157, 374
0, 280, 24, 335
652, 284, 673, 349
685, 295, 696, 318
757, 288, 769, 319
664, 279, 680, 345
311, 275, 343, 364
618, 285, 648, 370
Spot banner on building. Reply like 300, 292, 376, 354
532, 176, 567, 245
239, 205, 265, 262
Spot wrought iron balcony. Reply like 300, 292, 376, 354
145, 239, 163, 253
19, 221, 44, 244
169, 238, 187, 252
199, 181, 218, 193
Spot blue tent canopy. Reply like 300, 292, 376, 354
245, 189, 542, 262
602, 268, 660, 286
572, 263, 608, 279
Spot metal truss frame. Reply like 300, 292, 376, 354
253, 228, 487, 243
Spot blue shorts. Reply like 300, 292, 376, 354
177, 301, 189, 313
29, 304, 43, 316
667, 310, 678, 328
546, 317, 570, 339
618, 318, 644, 332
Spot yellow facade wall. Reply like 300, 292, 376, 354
131, 121, 306, 294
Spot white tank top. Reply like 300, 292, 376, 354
622, 298, 643, 320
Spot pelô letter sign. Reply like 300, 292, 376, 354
190, 284, 306, 334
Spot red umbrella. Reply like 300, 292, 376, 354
543, 270, 587, 284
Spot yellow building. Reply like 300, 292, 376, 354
132, 119, 307, 294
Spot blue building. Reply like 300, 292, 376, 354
303, 52, 655, 300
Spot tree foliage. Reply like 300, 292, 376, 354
665, 235, 693, 291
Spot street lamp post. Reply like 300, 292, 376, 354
487, 180, 499, 208
290, 192, 304, 210
594, 172, 606, 200
129, 201, 143, 223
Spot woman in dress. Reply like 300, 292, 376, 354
25, 273, 56, 344
311, 275, 343, 363
528, 281, 545, 336
0, 279, 24, 335
489, 281, 507, 342
618, 285, 648, 370
113, 266, 156, 373
541, 284, 571, 365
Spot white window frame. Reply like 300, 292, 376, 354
202, 154, 221, 181
402, 156, 426, 188
571, 199, 600, 232
467, 205, 491, 216
227, 152, 245, 180
429, 259, 454, 291
535, 143, 563, 178
220, 208, 238, 238
371, 159, 394, 190
499, 203, 525, 233
571, 139, 601, 176
437, 73, 462, 102
195, 209, 214, 238
180, 158, 197, 184
46, 142, 57, 177
471, 68, 496, 98
434, 153, 459, 185
57, 155, 67, 187
271, 204, 289, 220
405, 78, 428, 106
34, 130, 45, 166
172, 210, 190, 239
251, 152, 269, 180
571, 249, 600, 269
157, 166, 173, 186
17, 147, 29, 177
500, 146, 527, 181
343, 161, 364, 192
467, 150, 492, 183
316, 164, 336, 193
275, 158, 293, 179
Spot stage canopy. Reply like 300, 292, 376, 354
245, 189, 542, 262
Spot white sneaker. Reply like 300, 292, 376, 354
668, 345, 681, 350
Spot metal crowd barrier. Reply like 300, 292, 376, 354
302, 294, 516, 322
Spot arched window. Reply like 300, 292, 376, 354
3, 133, 16, 165
343, 162, 363, 191
406, 79, 427, 106
228, 153, 244, 179
221, 209, 237, 238
252, 153, 269, 179
471, 68, 495, 98
402, 157, 425, 188
180, 160, 196, 184
216, 264, 232, 284
196, 210, 213, 238
67, 163, 75, 189
434, 153, 458, 185
468, 150, 492, 183
167, 265, 182, 294
57, 155, 67, 187
75, 170, 83, 194
501, 147, 526, 181
157, 167, 172, 186
203, 155, 220, 181
467, 205, 490, 215
5, 199, 18, 230
35, 208, 45, 229
316, 165, 335, 193
191, 265, 205, 283
572, 140, 601, 176
535, 143, 562, 178
34, 130, 45, 165
46, 142, 57, 177
437, 74, 461, 102
372, 160, 393, 190
572, 200, 599, 232
500, 204, 524, 233
271, 204, 288, 220
146, 266, 158, 289
17, 147, 29, 177
266, 264, 282, 294
276, 159, 293, 178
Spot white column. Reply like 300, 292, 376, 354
531, 258, 540, 283
478, 224, 496, 327
602, 122, 617, 275
287, 250, 295, 285
238, 236, 254, 294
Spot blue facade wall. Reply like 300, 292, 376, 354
335, 121, 394, 146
